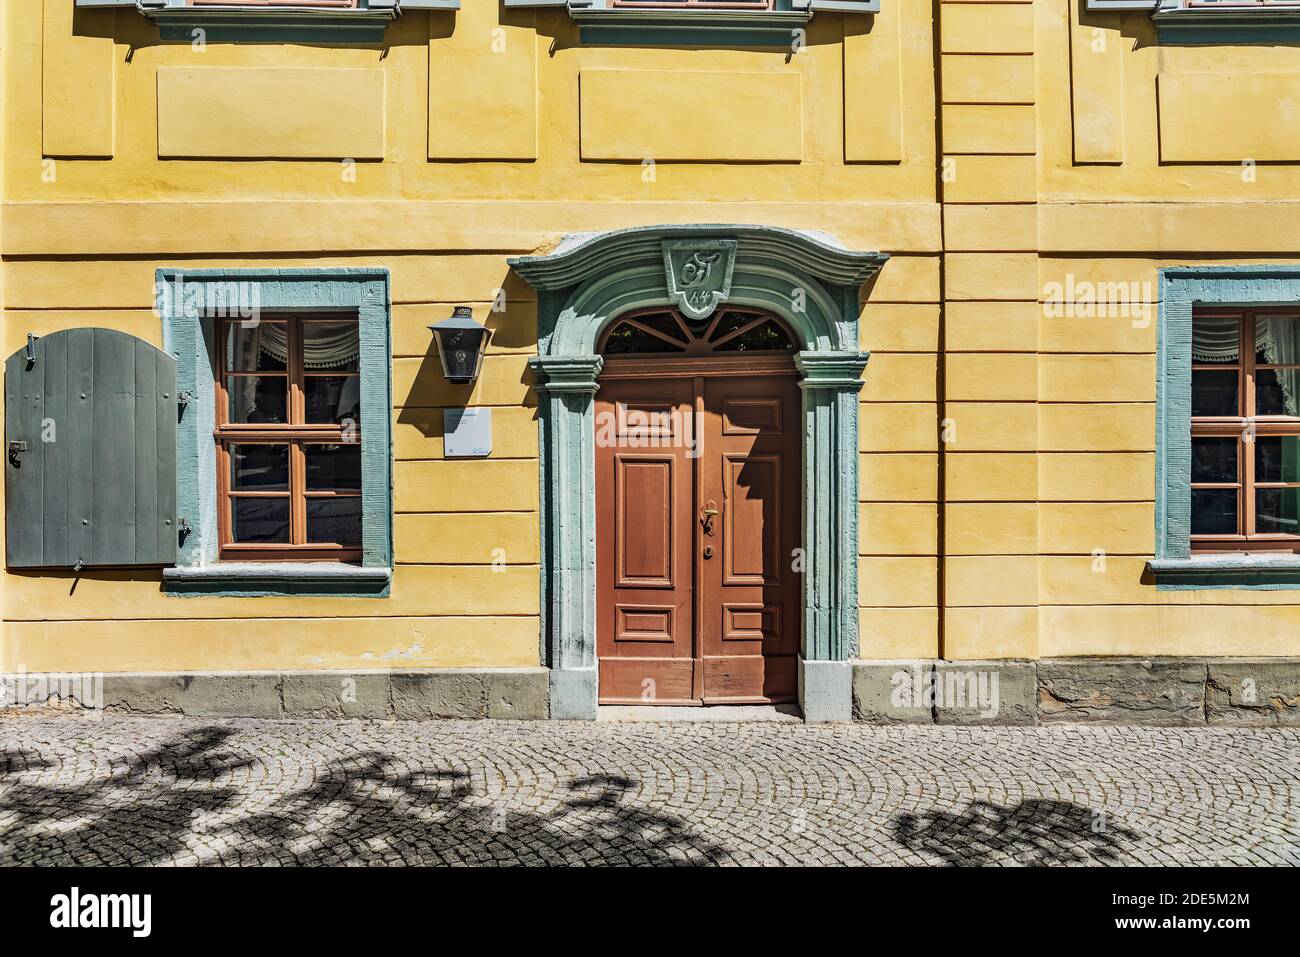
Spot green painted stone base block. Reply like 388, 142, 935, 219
549, 667, 599, 721
799, 658, 853, 722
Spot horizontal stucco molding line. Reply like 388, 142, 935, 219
1038, 202, 1300, 254
0, 202, 942, 257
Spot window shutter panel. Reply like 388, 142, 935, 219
5, 329, 178, 569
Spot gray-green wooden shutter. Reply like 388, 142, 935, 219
5, 328, 177, 569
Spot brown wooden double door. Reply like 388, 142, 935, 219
595, 361, 801, 705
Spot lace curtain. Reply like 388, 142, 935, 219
1193, 316, 1300, 416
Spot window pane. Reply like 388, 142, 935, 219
306, 497, 361, 546
1255, 368, 1300, 417
1254, 315, 1300, 365
303, 375, 361, 425
714, 318, 795, 352
229, 444, 289, 491
631, 312, 688, 343
1191, 315, 1239, 364
1191, 488, 1237, 535
301, 319, 359, 373
224, 321, 287, 372
305, 444, 361, 491
231, 497, 290, 544
602, 321, 685, 355
1191, 369, 1239, 416
1191, 437, 1237, 483
227, 375, 287, 424
1256, 488, 1300, 535
1254, 436, 1300, 484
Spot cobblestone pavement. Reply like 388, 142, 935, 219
0, 714, 1296, 866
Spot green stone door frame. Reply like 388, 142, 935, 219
510, 225, 887, 721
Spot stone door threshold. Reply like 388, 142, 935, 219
597, 704, 803, 723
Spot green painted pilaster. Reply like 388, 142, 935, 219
530, 353, 603, 719
796, 351, 870, 661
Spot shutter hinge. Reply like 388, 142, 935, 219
24, 333, 38, 366
7, 440, 27, 466
177, 390, 194, 408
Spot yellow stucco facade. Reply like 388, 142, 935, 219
4, 0, 1300, 695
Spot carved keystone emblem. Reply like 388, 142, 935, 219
662, 239, 737, 321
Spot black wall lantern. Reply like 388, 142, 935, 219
430, 306, 492, 385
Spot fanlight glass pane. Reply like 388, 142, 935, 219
602, 321, 685, 355
714, 318, 795, 352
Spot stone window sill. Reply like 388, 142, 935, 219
164, 562, 391, 597
569, 9, 813, 46
141, 5, 402, 43
1152, 7, 1300, 44
1147, 554, 1300, 590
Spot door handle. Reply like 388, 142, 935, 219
700, 501, 720, 535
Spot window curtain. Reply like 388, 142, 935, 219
1261, 317, 1300, 418
1193, 316, 1300, 416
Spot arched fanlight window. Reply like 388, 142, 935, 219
600, 308, 796, 356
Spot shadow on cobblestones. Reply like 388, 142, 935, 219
0, 725, 731, 866
893, 798, 1140, 866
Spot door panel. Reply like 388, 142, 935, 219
701, 375, 801, 703
616, 456, 675, 586
596, 378, 696, 704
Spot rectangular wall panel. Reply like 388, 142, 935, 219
580, 70, 802, 163
157, 68, 385, 159
1069, 5, 1123, 164
42, 0, 114, 157
1158, 72, 1300, 163
429, 2, 537, 160
844, 9, 903, 162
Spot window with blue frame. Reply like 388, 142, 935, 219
156, 269, 393, 598
1150, 268, 1300, 588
